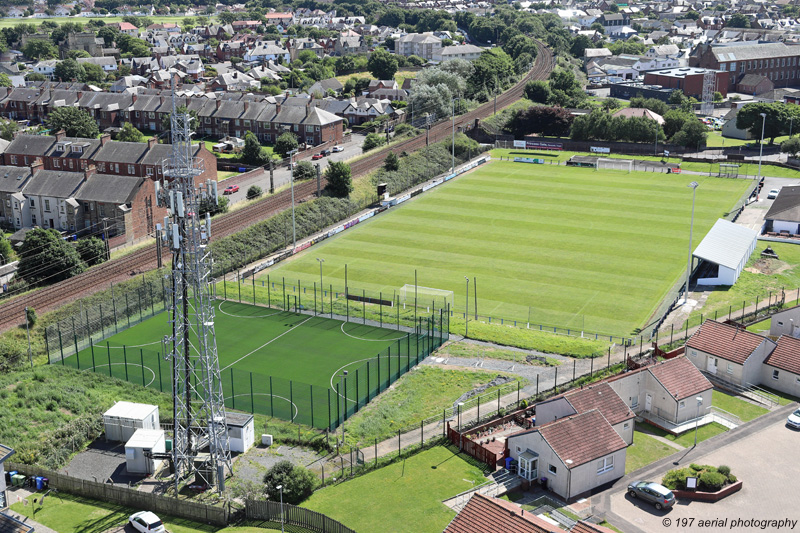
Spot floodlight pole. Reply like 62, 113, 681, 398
317, 258, 324, 315
684, 182, 699, 305
758, 113, 766, 185
464, 276, 470, 338
289, 148, 299, 251
451, 98, 456, 173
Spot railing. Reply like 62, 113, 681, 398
709, 406, 741, 427
744, 383, 780, 408
442, 479, 495, 512
244, 499, 355, 533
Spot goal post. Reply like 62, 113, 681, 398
399, 284, 454, 312
596, 158, 633, 173
718, 163, 740, 179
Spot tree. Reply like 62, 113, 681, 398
46, 107, 99, 138
507, 105, 573, 138
325, 161, 353, 198
76, 237, 107, 266
26, 308, 36, 328
54, 58, 86, 82
0, 73, 11, 88
22, 39, 57, 60
629, 96, 668, 116
362, 133, 386, 152
97, 26, 119, 47
67, 49, 91, 59
503, 34, 538, 60
0, 234, 13, 264
294, 160, 316, 182
241, 131, 269, 165
671, 118, 707, 148
663, 109, 693, 140
263, 460, 317, 505
0, 119, 17, 141
736, 102, 791, 144
274, 132, 299, 158
524, 80, 551, 104
727, 13, 750, 28
82, 62, 105, 83
246, 185, 262, 199
547, 68, 584, 108
713, 91, 723, 102
116, 34, 151, 58
601, 98, 621, 111
384, 152, 400, 171
781, 137, 800, 158
18, 228, 86, 285
668, 89, 688, 106
117, 122, 144, 143
26, 73, 48, 82
368, 47, 399, 80
569, 34, 593, 59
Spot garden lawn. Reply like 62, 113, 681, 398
264, 158, 749, 336
342, 365, 525, 446
638, 421, 729, 448
626, 430, 677, 474
302, 445, 487, 533
712, 390, 768, 422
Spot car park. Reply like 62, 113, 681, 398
627, 481, 676, 510
311, 153, 324, 160
129, 511, 166, 533
787, 408, 800, 429
223, 184, 239, 195
332, 145, 344, 152
767, 189, 780, 199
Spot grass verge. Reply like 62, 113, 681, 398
640, 421, 729, 448
626, 430, 677, 474
436, 340, 561, 366
712, 390, 769, 422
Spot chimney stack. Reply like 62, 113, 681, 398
84, 164, 96, 181
99, 133, 111, 146
148, 136, 158, 149
30, 159, 44, 174
131, 93, 138, 103
54, 129, 66, 141
244, 101, 249, 111
216, 99, 222, 109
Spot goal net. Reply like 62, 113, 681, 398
718, 164, 740, 179
399, 284, 454, 312
597, 158, 633, 173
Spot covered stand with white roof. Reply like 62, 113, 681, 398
692, 219, 757, 286
103, 401, 160, 442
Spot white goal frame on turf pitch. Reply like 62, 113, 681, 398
399, 284, 454, 311
596, 158, 633, 173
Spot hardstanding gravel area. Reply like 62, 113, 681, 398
60, 439, 146, 485
233, 443, 326, 485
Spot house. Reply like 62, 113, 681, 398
611, 107, 665, 125
762, 336, 800, 397
506, 409, 627, 501
737, 73, 773, 95
686, 320, 777, 387
111, 22, 139, 36
721, 108, 753, 140
32, 60, 57, 80
77, 57, 118, 73
395, 33, 442, 60
584, 48, 612, 63
691, 219, 758, 286
534, 383, 635, 444
768, 305, 800, 338
433, 44, 483, 63
765, 185, 800, 235
443, 492, 568, 533
243, 41, 290, 63
308, 78, 343, 97
608, 356, 713, 429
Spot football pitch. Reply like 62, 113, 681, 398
61, 300, 438, 429
262, 158, 751, 335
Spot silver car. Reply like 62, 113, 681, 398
627, 481, 676, 510
787, 408, 800, 429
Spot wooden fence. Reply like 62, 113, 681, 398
6, 463, 229, 526
245, 499, 355, 533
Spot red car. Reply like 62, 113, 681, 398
223, 185, 239, 194
311, 153, 324, 160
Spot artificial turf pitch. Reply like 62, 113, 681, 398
62, 300, 431, 429
263, 158, 750, 335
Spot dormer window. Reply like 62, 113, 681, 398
56, 143, 64, 151
72, 145, 83, 154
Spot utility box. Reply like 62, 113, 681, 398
103, 401, 160, 443
261, 434, 273, 446
125, 429, 166, 475
226, 412, 255, 453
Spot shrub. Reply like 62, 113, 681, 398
699, 471, 727, 492
25, 308, 36, 328
246, 185, 262, 200
728, 474, 737, 483
662, 467, 694, 490
717, 465, 731, 477
690, 463, 704, 471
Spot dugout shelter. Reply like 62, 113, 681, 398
692, 219, 757, 286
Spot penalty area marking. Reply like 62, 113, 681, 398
225, 392, 299, 421
220, 316, 313, 371
83, 363, 156, 388
218, 300, 283, 319
340, 323, 406, 342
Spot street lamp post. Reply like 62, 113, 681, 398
684, 182, 699, 305
289, 148, 299, 251
693, 396, 704, 447
464, 277, 470, 338
339, 370, 348, 445
276, 484, 285, 533
317, 258, 324, 314
757, 113, 766, 186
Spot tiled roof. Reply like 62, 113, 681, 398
764, 336, 800, 375
686, 320, 772, 365
564, 383, 634, 425
444, 493, 567, 533
75, 174, 143, 204
539, 410, 627, 468
0, 513, 35, 533
648, 356, 712, 400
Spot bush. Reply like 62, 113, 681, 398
246, 185, 262, 200
690, 463, 704, 471
699, 471, 727, 492
728, 474, 737, 483
263, 460, 317, 505
362, 132, 387, 152
662, 467, 694, 490
76, 237, 108, 267
717, 465, 731, 477
25, 308, 36, 328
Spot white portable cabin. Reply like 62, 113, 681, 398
103, 401, 160, 442
125, 429, 166, 475
226, 412, 255, 453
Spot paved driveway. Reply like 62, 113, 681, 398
600, 405, 800, 533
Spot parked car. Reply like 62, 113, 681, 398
787, 408, 800, 429
332, 145, 344, 153
223, 184, 239, 195
311, 153, 324, 160
767, 188, 780, 199
627, 481, 676, 510
129, 511, 166, 533
321, 149, 331, 156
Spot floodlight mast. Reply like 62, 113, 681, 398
158, 81, 231, 496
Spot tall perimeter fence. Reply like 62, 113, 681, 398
45, 273, 449, 431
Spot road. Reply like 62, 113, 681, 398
223, 133, 367, 205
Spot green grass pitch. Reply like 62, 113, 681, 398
262, 158, 750, 336
62, 300, 431, 429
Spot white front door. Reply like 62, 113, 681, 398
645, 393, 652, 412
707, 357, 718, 374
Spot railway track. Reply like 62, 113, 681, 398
0, 42, 553, 332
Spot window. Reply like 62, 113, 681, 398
72, 146, 82, 153
729, 62, 735, 72
135, 111, 140, 117
29, 198, 34, 208
146, 167, 153, 176
69, 160, 73, 169
99, 204, 105, 217
727, 363, 734, 374
31, 214, 36, 224
690, 349, 697, 357
597, 456, 614, 475
516, 446, 522, 453
623, 422, 630, 430
773, 369, 780, 380
148, 112, 155, 119
44, 199, 50, 212
83, 202, 89, 211
205, 117, 211, 124
244, 120, 251, 127
548, 464, 558, 475
782, 58, 786, 67
54, 159, 60, 168
631, 396, 638, 408
128, 165, 135, 174
56, 143, 64, 152
679, 400, 686, 409
98, 163, 105, 172
235, 119, 240, 126
9, 155, 16, 164
778, 321, 784, 326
